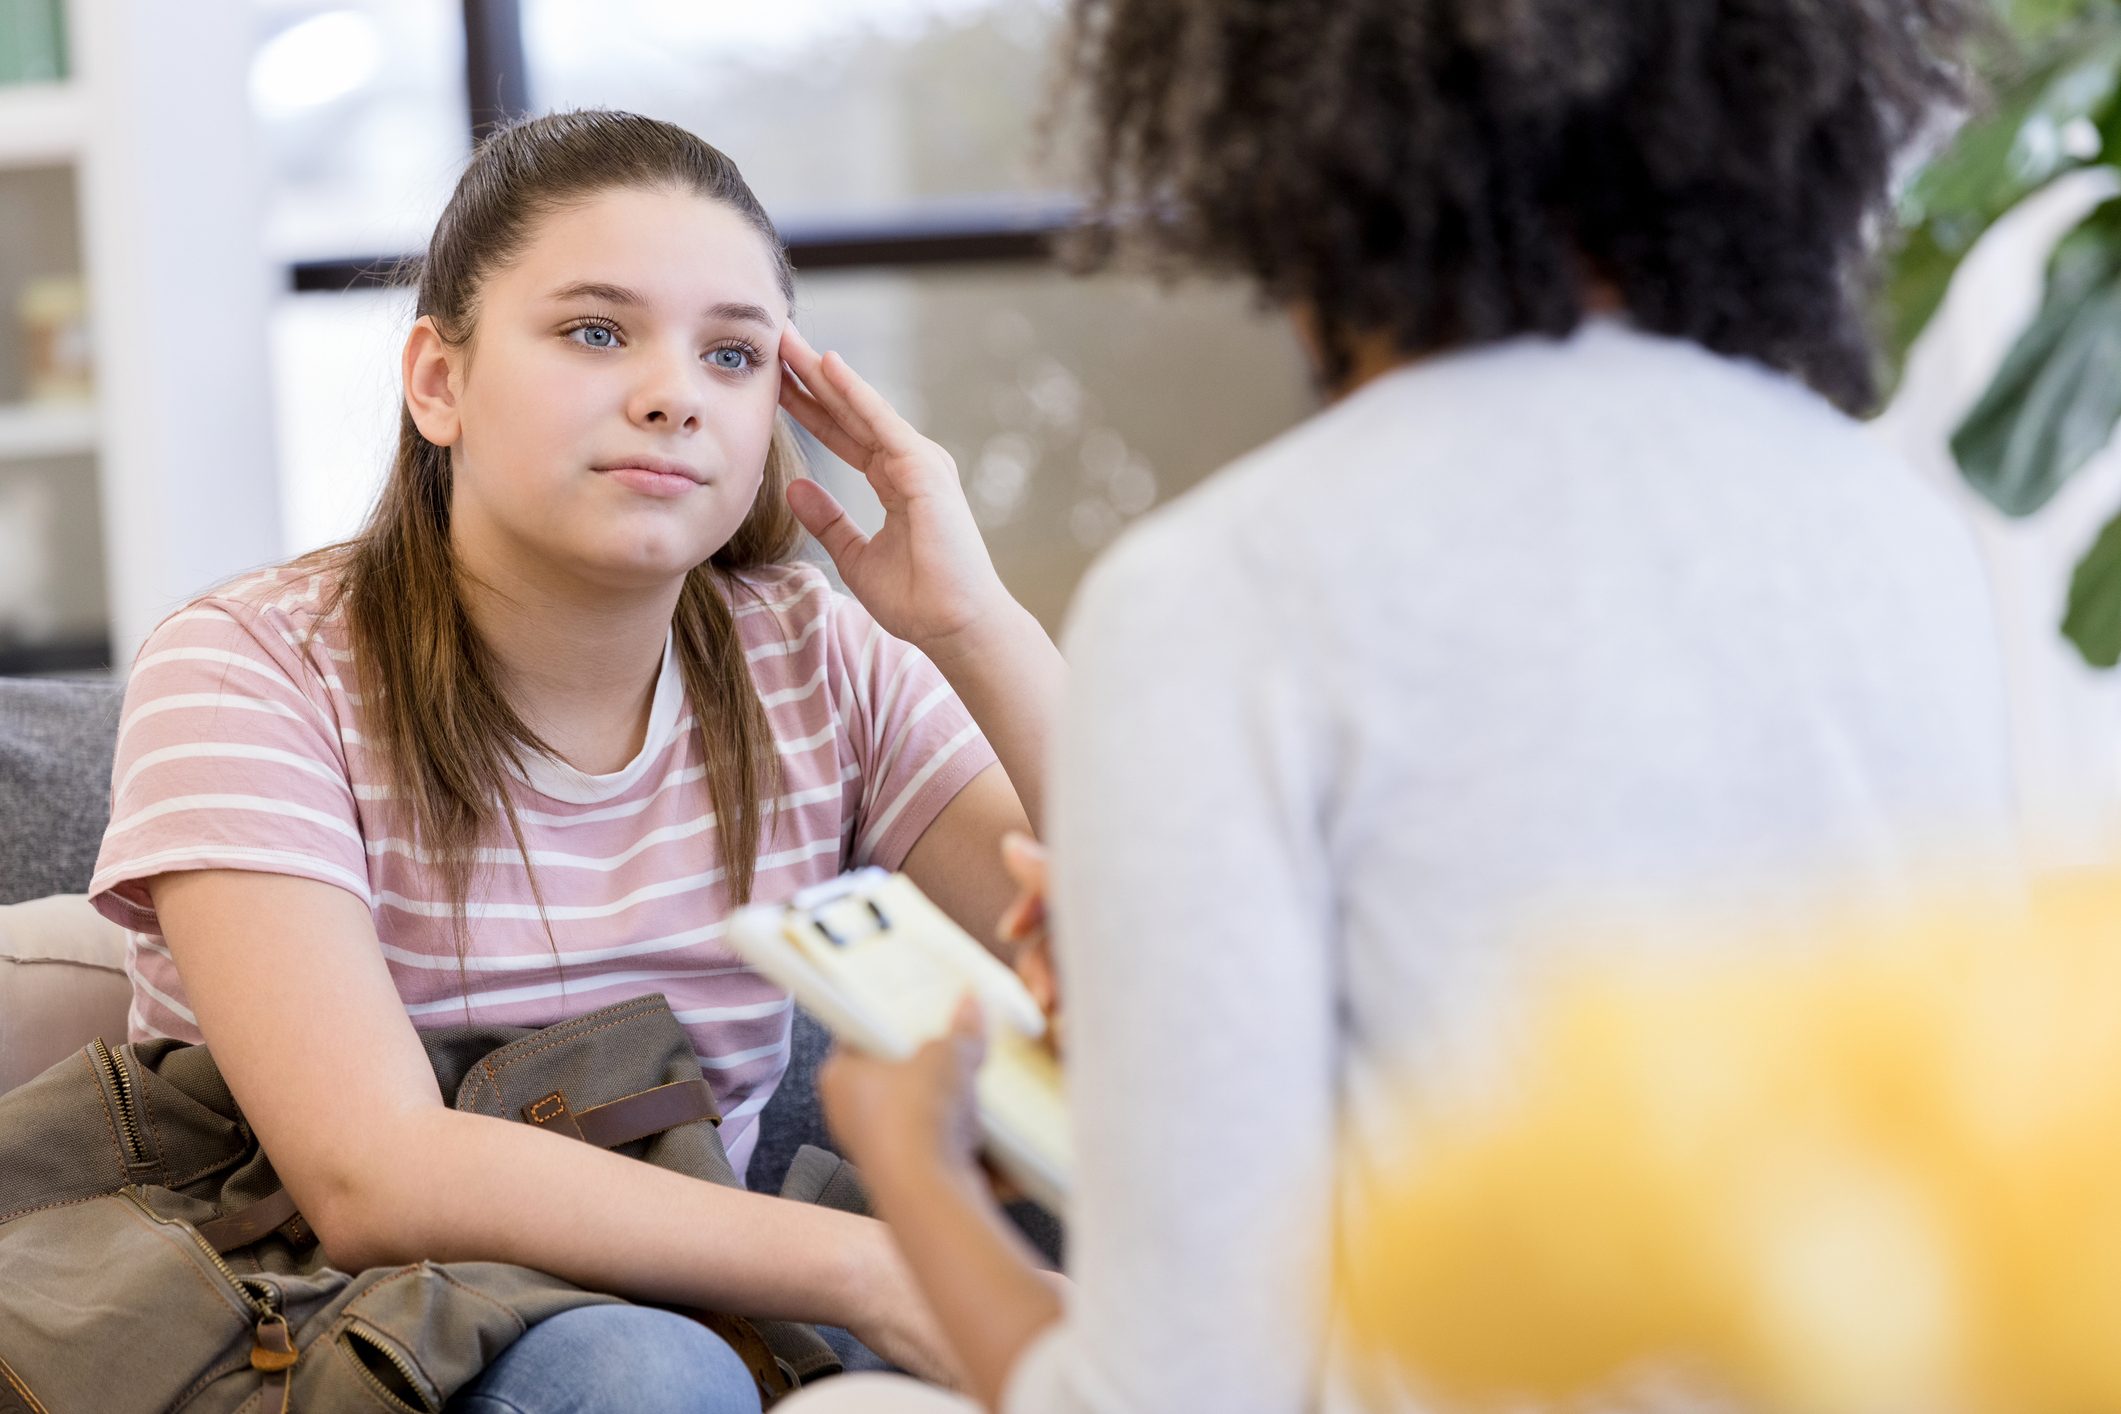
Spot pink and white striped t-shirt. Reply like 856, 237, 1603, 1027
88, 558, 997, 1177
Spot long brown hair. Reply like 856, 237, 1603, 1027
333, 110, 804, 945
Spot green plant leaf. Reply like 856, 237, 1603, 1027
2064, 504, 2121, 664
1883, 14, 2121, 368
1952, 197, 2121, 514
2007, 0, 2112, 46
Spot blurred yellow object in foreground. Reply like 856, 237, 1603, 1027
1338, 873, 2121, 1414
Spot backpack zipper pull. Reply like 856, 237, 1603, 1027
250, 1313, 297, 1372
251, 1311, 297, 1414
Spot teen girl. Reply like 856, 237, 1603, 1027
88, 111, 1065, 1411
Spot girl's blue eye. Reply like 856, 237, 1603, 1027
709, 347, 751, 371
572, 324, 616, 348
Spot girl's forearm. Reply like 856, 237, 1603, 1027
324, 1103, 897, 1330
916, 598, 1067, 833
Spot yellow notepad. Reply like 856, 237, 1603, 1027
730, 869, 1072, 1212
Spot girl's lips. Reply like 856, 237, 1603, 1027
598, 464, 700, 498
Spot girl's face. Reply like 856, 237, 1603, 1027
406, 185, 787, 595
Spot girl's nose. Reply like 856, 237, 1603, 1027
630, 346, 706, 432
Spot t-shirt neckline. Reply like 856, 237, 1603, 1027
510, 629, 684, 805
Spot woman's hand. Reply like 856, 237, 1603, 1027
820, 1001, 1066, 1409
820, 996, 989, 1189
778, 327, 1011, 653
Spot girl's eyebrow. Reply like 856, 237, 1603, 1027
544, 284, 776, 331
548, 280, 644, 307
705, 301, 777, 330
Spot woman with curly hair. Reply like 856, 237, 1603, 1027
793, 2, 2017, 1411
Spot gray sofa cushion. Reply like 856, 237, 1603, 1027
0, 678, 125, 905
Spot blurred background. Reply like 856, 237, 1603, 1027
4, 0, 2121, 862
0, 0, 1312, 674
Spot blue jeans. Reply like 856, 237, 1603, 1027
446, 1305, 762, 1414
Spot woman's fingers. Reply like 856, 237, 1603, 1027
1015, 936, 1058, 1019
997, 832, 1048, 945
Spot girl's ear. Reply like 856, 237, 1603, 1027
404, 316, 463, 448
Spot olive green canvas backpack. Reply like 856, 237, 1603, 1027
0, 992, 853, 1413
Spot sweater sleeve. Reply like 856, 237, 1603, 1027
1012, 514, 1342, 1414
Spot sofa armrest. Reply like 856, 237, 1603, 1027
0, 894, 132, 1095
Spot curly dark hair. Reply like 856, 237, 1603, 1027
1061, 0, 1981, 411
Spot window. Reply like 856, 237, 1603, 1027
795, 266, 1311, 631
267, 0, 1319, 627
522, 0, 1063, 224
252, 1, 467, 264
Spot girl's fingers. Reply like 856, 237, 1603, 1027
785, 477, 870, 571
785, 325, 918, 456
777, 323, 830, 386
818, 349, 926, 456
781, 328, 874, 444
778, 375, 870, 470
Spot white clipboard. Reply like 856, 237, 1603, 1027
729, 868, 1072, 1212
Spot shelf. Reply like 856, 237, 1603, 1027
0, 400, 94, 460
0, 82, 84, 169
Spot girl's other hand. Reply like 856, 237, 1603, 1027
841, 1229, 970, 1389
998, 833, 1062, 1054
778, 327, 1011, 654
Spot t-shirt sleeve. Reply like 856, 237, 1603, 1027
823, 590, 999, 872
89, 600, 372, 934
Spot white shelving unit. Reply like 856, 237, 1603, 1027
0, 81, 84, 168
0, 400, 94, 460
0, 68, 100, 670
0, 0, 281, 672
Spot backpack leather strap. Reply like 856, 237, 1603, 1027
197, 1188, 303, 1253
521, 1079, 721, 1148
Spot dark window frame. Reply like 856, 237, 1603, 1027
288, 0, 1070, 294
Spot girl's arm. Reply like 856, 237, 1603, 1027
778, 327, 1066, 832
150, 866, 964, 1386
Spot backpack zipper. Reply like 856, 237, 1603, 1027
118, 1186, 279, 1320
341, 1324, 439, 1413
91, 1038, 147, 1168
119, 1185, 303, 1405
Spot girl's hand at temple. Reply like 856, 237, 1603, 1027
778, 326, 1009, 654
777, 325, 1069, 833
